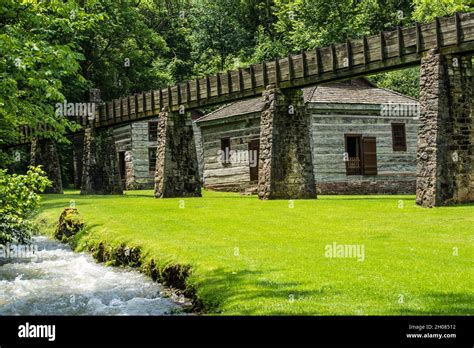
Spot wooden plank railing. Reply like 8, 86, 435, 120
11, 12, 474, 146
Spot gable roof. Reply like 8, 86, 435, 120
196, 78, 417, 124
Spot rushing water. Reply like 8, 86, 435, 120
0, 236, 185, 315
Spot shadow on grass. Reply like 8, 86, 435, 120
396, 292, 474, 315
197, 267, 323, 315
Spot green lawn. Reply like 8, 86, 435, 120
37, 190, 473, 315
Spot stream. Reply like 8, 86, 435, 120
0, 236, 185, 315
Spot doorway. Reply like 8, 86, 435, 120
345, 135, 362, 175
248, 139, 260, 181
118, 151, 126, 186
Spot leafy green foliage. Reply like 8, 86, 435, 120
413, 0, 473, 22
0, 1, 89, 148
0, 166, 51, 244
369, 67, 420, 99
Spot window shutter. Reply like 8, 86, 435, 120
362, 137, 377, 175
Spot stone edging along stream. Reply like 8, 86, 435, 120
52, 208, 207, 314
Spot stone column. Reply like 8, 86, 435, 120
154, 107, 201, 198
72, 133, 84, 190
30, 139, 63, 194
258, 85, 316, 200
80, 126, 123, 195
416, 49, 473, 207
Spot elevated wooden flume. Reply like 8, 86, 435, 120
16, 12, 474, 145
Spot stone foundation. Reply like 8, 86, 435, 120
317, 180, 416, 195
154, 108, 201, 198
416, 50, 473, 207
30, 139, 63, 194
258, 85, 316, 199
80, 127, 123, 195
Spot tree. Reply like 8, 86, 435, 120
0, 1, 91, 156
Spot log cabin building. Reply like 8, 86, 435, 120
196, 78, 420, 194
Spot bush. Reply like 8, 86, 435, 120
0, 166, 51, 244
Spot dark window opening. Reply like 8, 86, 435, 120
221, 138, 231, 164
392, 123, 406, 151
148, 121, 158, 142
148, 147, 157, 173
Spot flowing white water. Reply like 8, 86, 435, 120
0, 236, 184, 315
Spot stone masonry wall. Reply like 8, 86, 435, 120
80, 126, 123, 195
258, 85, 316, 199
30, 139, 63, 194
416, 49, 473, 207
154, 108, 201, 198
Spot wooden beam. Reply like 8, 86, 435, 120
217, 74, 222, 96
362, 36, 369, 65
206, 76, 211, 99
186, 81, 191, 102
331, 44, 337, 70
301, 51, 308, 77
250, 65, 256, 90
159, 89, 164, 110
315, 48, 322, 75
380, 31, 385, 61
127, 96, 131, 118
288, 54, 295, 81
275, 58, 281, 85
415, 23, 422, 53
177, 83, 182, 105
195, 79, 200, 102
238, 68, 244, 91
397, 26, 403, 57
345, 40, 352, 69
262, 62, 268, 87
227, 71, 233, 93
150, 90, 155, 111
435, 17, 441, 48
455, 12, 461, 45
167, 86, 172, 108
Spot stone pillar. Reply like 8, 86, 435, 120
258, 85, 316, 200
154, 107, 201, 198
416, 49, 473, 207
72, 133, 84, 190
30, 139, 63, 194
80, 126, 123, 195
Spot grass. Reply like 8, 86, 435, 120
37, 190, 473, 315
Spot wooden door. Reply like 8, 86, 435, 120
248, 139, 260, 181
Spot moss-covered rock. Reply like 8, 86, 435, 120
54, 208, 84, 243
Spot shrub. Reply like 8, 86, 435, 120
0, 166, 51, 244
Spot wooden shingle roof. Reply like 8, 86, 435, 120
196, 78, 417, 123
